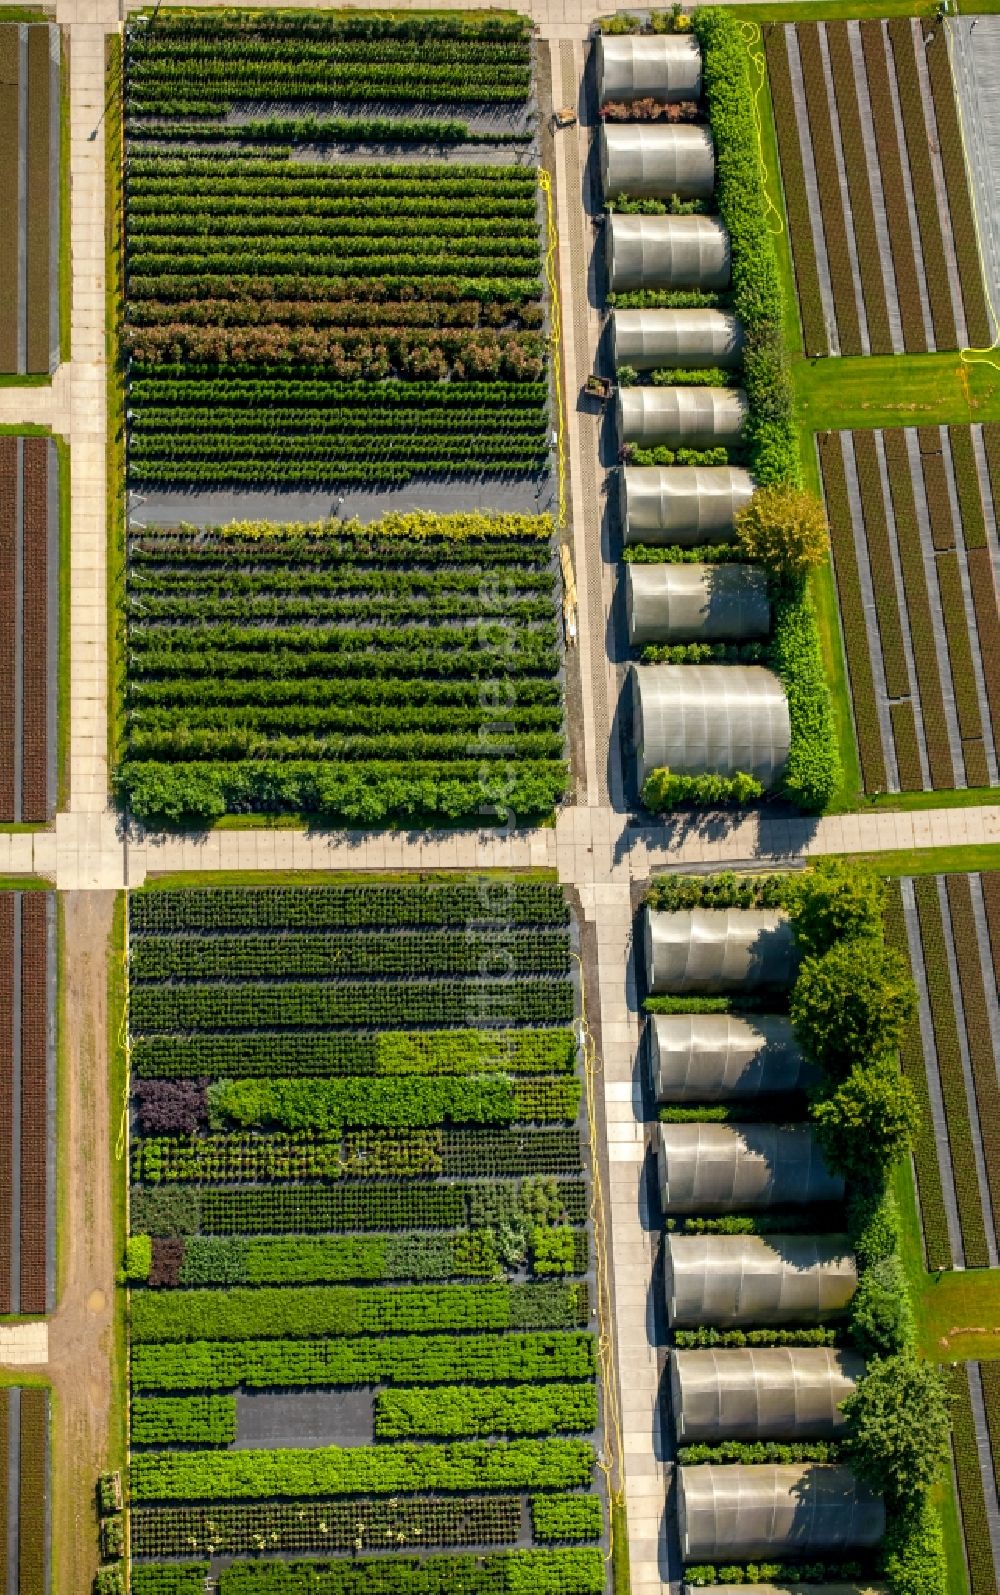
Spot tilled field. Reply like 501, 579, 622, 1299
0, 434, 59, 824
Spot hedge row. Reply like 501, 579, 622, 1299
374, 1381, 597, 1440
132, 1393, 236, 1447
213, 1550, 605, 1595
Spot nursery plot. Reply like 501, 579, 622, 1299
126, 879, 605, 1584
122, 11, 551, 508
0, 435, 60, 824
765, 18, 989, 357
0, 890, 56, 1315
117, 512, 567, 827
0, 22, 61, 374
884, 874, 1000, 1274
818, 424, 999, 796
0, 1387, 51, 1595
949, 1363, 1000, 1595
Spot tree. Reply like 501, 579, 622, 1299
841, 1355, 952, 1504
848, 1255, 915, 1358
789, 857, 886, 959
810, 1058, 920, 1181
790, 936, 916, 1077
735, 483, 829, 578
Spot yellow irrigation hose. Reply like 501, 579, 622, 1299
539, 166, 568, 531
739, 21, 785, 241
572, 950, 626, 1570
943, 18, 1000, 371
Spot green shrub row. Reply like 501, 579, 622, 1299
677, 1439, 840, 1465
214, 1549, 605, 1595
530, 1495, 603, 1545
204, 1074, 580, 1133
131, 1568, 209, 1595
673, 1325, 840, 1350
130, 1279, 588, 1343
131, 1330, 596, 1394
375, 1381, 596, 1441
165, 1230, 511, 1287
131, 1394, 236, 1447
132, 929, 570, 981
130, 1436, 596, 1502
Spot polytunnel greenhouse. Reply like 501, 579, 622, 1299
631, 665, 791, 789
704, 1584, 887, 1594
656, 1123, 845, 1213
663, 1233, 858, 1327
644, 906, 796, 994
649, 1012, 818, 1100
677, 1464, 885, 1562
618, 385, 748, 449
606, 213, 731, 292
612, 308, 744, 370
596, 32, 703, 103
670, 1347, 865, 1443
601, 123, 715, 200
625, 562, 770, 647
620, 465, 754, 546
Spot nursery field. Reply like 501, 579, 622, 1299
124, 878, 605, 1591
0, 21, 60, 375
764, 17, 989, 358
115, 512, 567, 827
818, 424, 999, 796
0, 1387, 51, 1595
122, 10, 550, 495
0, 435, 60, 824
0, 889, 56, 1316
884, 873, 999, 1275
948, 1361, 1000, 1595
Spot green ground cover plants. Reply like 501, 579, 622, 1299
125, 877, 604, 1575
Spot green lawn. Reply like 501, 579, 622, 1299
735, 0, 934, 18
841, 843, 1000, 877
793, 351, 1000, 430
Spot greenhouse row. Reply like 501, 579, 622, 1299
595, 34, 786, 797
636, 900, 882, 1570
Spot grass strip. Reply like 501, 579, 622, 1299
913, 875, 990, 1268
826, 21, 893, 353
795, 23, 862, 355
852, 431, 909, 696
24, 25, 49, 375
0, 27, 19, 372
817, 432, 885, 791
889, 701, 924, 792
923, 24, 992, 349
859, 20, 927, 352
945, 874, 1000, 1228
884, 881, 951, 1269
887, 17, 958, 351
882, 428, 956, 787
763, 24, 827, 355
947, 1365, 995, 1595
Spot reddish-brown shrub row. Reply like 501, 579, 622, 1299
887, 17, 957, 350
945, 875, 1000, 1225
825, 21, 892, 354
21, 437, 48, 824
0, 437, 15, 821
860, 21, 927, 353
852, 431, 908, 696
889, 702, 923, 792
763, 25, 827, 355
18, 1386, 47, 1595
796, 24, 862, 355
24, 27, 51, 377
818, 431, 886, 792
0, 896, 13, 1314
882, 429, 955, 786
923, 24, 993, 350
19, 894, 48, 1315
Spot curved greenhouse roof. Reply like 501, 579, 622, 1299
606, 213, 731, 293
649, 1012, 818, 1101
670, 1347, 865, 1443
664, 1233, 858, 1327
625, 562, 770, 647
677, 1464, 884, 1562
632, 665, 791, 788
620, 465, 754, 546
617, 385, 748, 448
601, 123, 715, 201
656, 1123, 845, 1213
644, 905, 795, 995
612, 308, 744, 371
597, 33, 703, 104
